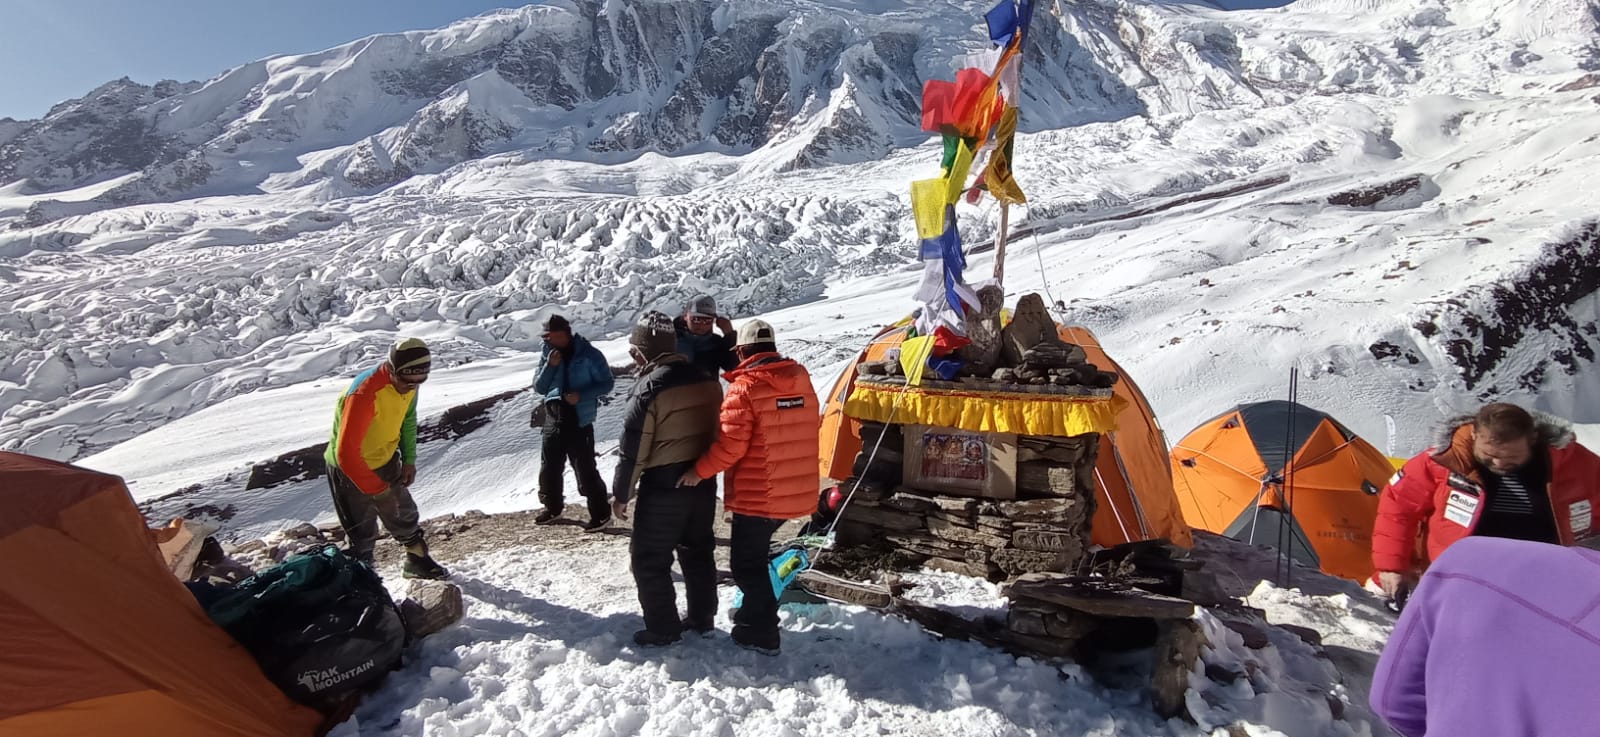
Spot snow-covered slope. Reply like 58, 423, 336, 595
6, 0, 1600, 472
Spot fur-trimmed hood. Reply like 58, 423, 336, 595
1431, 411, 1577, 454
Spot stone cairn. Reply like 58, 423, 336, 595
835, 291, 1118, 581
818, 291, 1247, 721
834, 422, 1099, 581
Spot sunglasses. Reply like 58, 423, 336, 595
396, 373, 429, 388
688, 316, 714, 324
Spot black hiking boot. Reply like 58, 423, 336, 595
534, 508, 562, 525
402, 553, 450, 580
633, 629, 682, 647
682, 616, 715, 636
732, 628, 780, 656
581, 516, 611, 534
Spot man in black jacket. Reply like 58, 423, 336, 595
672, 294, 737, 377
611, 311, 724, 647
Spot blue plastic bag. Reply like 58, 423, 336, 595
734, 547, 811, 609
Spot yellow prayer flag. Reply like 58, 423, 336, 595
899, 335, 937, 386
985, 106, 1027, 205
943, 139, 976, 204
912, 178, 948, 240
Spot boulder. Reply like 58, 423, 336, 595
1004, 573, 1197, 620
1017, 461, 1076, 497
1017, 436, 1092, 465
1000, 293, 1058, 366
1151, 620, 1208, 719
399, 579, 465, 639
992, 548, 1070, 575
957, 284, 1006, 373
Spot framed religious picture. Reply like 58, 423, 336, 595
902, 424, 1017, 499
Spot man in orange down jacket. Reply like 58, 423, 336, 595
679, 319, 819, 655
1372, 402, 1600, 605
324, 337, 448, 579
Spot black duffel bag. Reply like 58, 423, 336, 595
205, 544, 407, 705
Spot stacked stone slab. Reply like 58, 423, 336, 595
834, 421, 1100, 582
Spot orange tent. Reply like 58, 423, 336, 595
1170, 401, 1389, 581
819, 322, 1193, 548
0, 451, 323, 737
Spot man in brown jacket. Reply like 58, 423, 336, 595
610, 310, 724, 647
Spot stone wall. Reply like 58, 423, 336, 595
833, 420, 1099, 581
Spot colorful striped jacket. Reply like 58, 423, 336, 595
323, 363, 419, 494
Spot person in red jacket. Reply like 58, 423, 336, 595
1372, 402, 1600, 603
678, 319, 819, 655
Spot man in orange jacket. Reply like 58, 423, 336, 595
679, 319, 819, 655
1372, 402, 1600, 603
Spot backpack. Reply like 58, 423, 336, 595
206, 544, 407, 705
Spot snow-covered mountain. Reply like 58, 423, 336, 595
4, 0, 1600, 471
16, 0, 1569, 219
0, 0, 1245, 220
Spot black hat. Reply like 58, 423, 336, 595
389, 337, 431, 377
542, 314, 571, 335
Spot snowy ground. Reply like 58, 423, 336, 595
352, 546, 1169, 737
327, 534, 1394, 737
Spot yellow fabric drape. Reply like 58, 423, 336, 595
845, 383, 1125, 437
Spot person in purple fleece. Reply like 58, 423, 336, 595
1371, 535, 1600, 737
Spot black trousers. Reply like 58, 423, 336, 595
537, 404, 609, 522
630, 464, 718, 636
730, 514, 786, 642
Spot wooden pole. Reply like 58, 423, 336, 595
993, 202, 1010, 284
992, 12, 1030, 287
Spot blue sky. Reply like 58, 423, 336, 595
0, 0, 516, 120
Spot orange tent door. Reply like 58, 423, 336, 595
1171, 402, 1388, 581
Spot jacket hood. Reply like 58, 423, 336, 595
725, 353, 796, 382
1431, 411, 1576, 454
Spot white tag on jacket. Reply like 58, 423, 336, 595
1570, 500, 1593, 535
1444, 489, 1479, 528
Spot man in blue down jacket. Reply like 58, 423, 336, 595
533, 314, 616, 532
